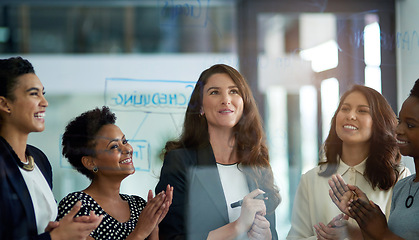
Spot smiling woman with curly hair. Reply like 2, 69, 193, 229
59, 106, 173, 240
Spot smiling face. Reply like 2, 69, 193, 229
92, 124, 135, 177
396, 96, 419, 160
5, 73, 48, 134
201, 73, 244, 133
335, 91, 373, 146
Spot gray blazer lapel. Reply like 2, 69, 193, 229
193, 144, 229, 223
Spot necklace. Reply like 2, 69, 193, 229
20, 155, 35, 171
405, 179, 419, 208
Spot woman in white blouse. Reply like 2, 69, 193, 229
287, 85, 410, 240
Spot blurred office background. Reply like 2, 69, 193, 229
1, 0, 418, 238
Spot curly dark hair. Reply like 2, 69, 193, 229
320, 85, 401, 190
62, 106, 116, 180
409, 79, 419, 98
0, 56, 35, 101
163, 64, 281, 213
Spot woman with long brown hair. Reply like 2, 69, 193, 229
287, 85, 409, 240
329, 79, 419, 239
156, 64, 281, 239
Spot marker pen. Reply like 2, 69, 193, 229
230, 193, 268, 208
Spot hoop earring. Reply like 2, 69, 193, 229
93, 166, 98, 173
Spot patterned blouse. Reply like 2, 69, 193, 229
57, 191, 146, 240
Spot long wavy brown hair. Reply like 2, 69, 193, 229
163, 64, 281, 212
320, 85, 401, 190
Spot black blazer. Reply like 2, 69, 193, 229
155, 144, 278, 240
0, 136, 53, 240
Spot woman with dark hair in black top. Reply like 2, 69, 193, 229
0, 56, 103, 240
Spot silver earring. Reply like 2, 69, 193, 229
93, 166, 98, 173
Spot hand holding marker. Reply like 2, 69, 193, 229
231, 193, 268, 208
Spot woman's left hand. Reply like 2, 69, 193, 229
314, 222, 347, 240
155, 184, 173, 225
247, 214, 272, 240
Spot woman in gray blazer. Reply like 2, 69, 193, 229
156, 64, 281, 240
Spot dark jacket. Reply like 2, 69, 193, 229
0, 136, 53, 240
155, 143, 278, 240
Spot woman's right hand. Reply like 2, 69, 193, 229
207, 189, 267, 240
328, 174, 354, 216
236, 189, 267, 234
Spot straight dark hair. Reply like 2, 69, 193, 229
0, 56, 35, 101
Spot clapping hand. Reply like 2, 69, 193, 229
314, 213, 349, 240
153, 184, 173, 225
328, 174, 369, 216
49, 201, 103, 240
347, 199, 401, 240
128, 184, 173, 240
